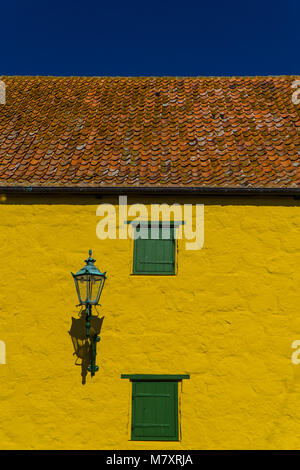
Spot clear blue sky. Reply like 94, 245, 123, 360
2, 0, 299, 76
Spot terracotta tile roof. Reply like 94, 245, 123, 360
0, 76, 299, 190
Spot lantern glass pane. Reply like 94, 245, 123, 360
88, 275, 104, 304
77, 275, 88, 304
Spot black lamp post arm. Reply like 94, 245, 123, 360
85, 303, 100, 377
89, 335, 100, 376
86, 304, 92, 338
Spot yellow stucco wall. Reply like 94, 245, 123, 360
1, 193, 300, 449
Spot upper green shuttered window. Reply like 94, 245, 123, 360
132, 223, 176, 275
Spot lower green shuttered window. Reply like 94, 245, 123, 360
121, 374, 190, 441
132, 381, 178, 441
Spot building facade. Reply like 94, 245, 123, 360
0, 76, 300, 449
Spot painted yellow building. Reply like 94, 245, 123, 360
0, 76, 300, 449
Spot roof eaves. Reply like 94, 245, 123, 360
1, 185, 300, 196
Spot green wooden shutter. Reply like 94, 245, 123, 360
133, 225, 175, 275
131, 381, 178, 441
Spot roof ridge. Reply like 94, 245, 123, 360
1, 75, 300, 79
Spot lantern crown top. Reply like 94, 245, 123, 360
73, 250, 107, 278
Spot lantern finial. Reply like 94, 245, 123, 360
85, 250, 96, 265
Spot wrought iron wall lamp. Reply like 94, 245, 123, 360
71, 250, 107, 376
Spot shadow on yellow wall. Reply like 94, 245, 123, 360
69, 310, 104, 384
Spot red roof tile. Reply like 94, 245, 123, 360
0, 76, 299, 190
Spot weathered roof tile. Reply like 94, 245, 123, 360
0, 76, 299, 188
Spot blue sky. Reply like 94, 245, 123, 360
2, 0, 299, 76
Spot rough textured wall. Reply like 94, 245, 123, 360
0, 194, 300, 450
